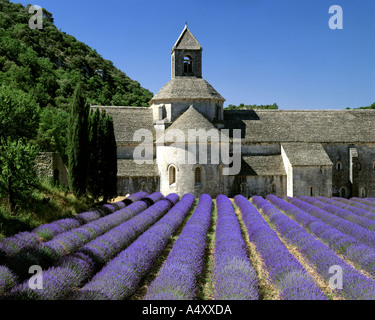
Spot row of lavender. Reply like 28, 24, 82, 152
74, 193, 191, 300
287, 197, 375, 250
0, 191, 148, 258
6, 193, 182, 299
261, 195, 375, 299
6, 193, 164, 282
0, 192, 161, 296
65, 195, 375, 300
268, 196, 375, 278
144, 194, 259, 300
144, 194, 212, 300
235, 195, 325, 299
212, 195, 259, 299
3, 191, 375, 300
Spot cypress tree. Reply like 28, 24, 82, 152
102, 114, 117, 202
87, 108, 102, 199
97, 109, 107, 201
67, 82, 89, 197
85, 108, 117, 203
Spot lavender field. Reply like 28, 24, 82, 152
1, 192, 375, 300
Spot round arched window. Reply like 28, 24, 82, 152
271, 183, 276, 194
336, 161, 343, 171
340, 187, 347, 198
195, 167, 202, 185
310, 186, 314, 196
240, 182, 247, 195
169, 166, 176, 185
361, 187, 367, 198
184, 55, 193, 74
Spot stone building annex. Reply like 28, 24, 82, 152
91, 25, 375, 199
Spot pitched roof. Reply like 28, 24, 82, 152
90, 106, 155, 143
164, 106, 219, 139
150, 77, 225, 102
117, 159, 159, 177
171, 25, 202, 53
224, 109, 375, 143
281, 143, 333, 166
240, 155, 286, 176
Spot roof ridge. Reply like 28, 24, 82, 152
150, 77, 225, 102
166, 105, 217, 133
225, 109, 375, 112
91, 106, 152, 110
171, 25, 202, 53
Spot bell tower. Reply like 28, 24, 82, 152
150, 24, 225, 125
171, 24, 202, 78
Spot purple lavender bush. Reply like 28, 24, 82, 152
5, 194, 180, 300
32, 219, 81, 242
79, 193, 182, 268
122, 191, 148, 205
0, 232, 40, 257
38, 193, 164, 261
286, 197, 375, 250
255, 196, 375, 300
333, 197, 375, 215
0, 192, 149, 260
0, 266, 17, 296
2, 193, 164, 282
75, 193, 199, 300
5, 252, 97, 300
350, 198, 375, 208
299, 196, 375, 231
267, 195, 375, 277
144, 194, 211, 300
317, 197, 375, 220
212, 195, 259, 300
235, 195, 326, 300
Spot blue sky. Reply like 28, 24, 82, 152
16, 0, 375, 109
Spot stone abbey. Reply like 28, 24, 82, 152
91, 25, 375, 199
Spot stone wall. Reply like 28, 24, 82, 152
157, 143, 227, 197
227, 175, 286, 198
172, 49, 202, 78
117, 143, 156, 160
291, 166, 332, 198
152, 100, 223, 123
323, 143, 375, 198
113, 132, 375, 199
35, 152, 68, 186
241, 143, 281, 156
117, 176, 159, 196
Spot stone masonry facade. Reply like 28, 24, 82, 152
89, 26, 375, 199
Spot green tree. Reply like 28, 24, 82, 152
86, 109, 117, 202
0, 1, 153, 113
0, 137, 38, 213
102, 113, 117, 202
87, 108, 103, 199
0, 84, 40, 140
36, 107, 69, 163
67, 82, 89, 197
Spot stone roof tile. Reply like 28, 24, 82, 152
165, 106, 219, 138
224, 109, 375, 143
171, 26, 202, 52
281, 143, 333, 166
90, 106, 155, 143
150, 77, 225, 102
117, 159, 159, 177
240, 155, 286, 176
